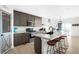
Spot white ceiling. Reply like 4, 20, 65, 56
8, 5, 79, 19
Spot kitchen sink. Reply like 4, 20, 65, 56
45, 32, 53, 35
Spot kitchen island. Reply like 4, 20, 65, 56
31, 30, 67, 54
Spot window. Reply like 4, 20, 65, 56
2, 12, 10, 33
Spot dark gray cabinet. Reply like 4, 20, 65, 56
35, 16, 42, 27
14, 10, 42, 26
20, 13, 29, 26
14, 11, 28, 26
27, 15, 42, 27
27, 15, 35, 26
14, 11, 21, 26
14, 33, 30, 46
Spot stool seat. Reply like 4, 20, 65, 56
53, 38, 61, 42
60, 36, 67, 38
47, 40, 56, 46
53, 37, 64, 42
59, 37, 65, 39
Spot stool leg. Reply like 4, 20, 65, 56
47, 46, 49, 54
63, 39, 67, 53
62, 37, 68, 48
63, 39, 65, 48
50, 46, 52, 54
59, 41, 62, 54
47, 45, 56, 54
47, 46, 51, 54
55, 42, 59, 53
65, 37, 69, 48
57, 42, 60, 53
54, 43, 57, 53
64, 37, 68, 53
50, 45, 56, 54
53, 46, 55, 54
60, 38, 68, 54
55, 43, 60, 54
53, 45, 57, 54
57, 41, 63, 54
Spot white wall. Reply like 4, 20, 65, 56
42, 17, 50, 27
59, 5, 79, 19
62, 17, 79, 36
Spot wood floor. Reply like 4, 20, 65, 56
6, 36, 79, 54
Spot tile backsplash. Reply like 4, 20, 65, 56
14, 26, 42, 33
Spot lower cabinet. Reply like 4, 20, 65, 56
14, 33, 30, 46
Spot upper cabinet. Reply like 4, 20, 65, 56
27, 14, 35, 26
35, 16, 42, 27
14, 10, 42, 27
14, 11, 21, 26
20, 13, 29, 26
14, 11, 29, 26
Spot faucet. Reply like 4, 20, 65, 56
49, 26, 54, 32
48, 26, 54, 34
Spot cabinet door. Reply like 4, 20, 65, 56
14, 11, 29, 26
20, 33, 27, 43
14, 33, 29, 46
35, 16, 42, 27
29, 15, 35, 21
14, 34, 21, 46
28, 15, 35, 26
14, 11, 21, 26
20, 13, 28, 26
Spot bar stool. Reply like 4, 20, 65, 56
53, 37, 64, 54
59, 36, 68, 53
60, 36, 68, 48
47, 36, 67, 54
47, 40, 57, 54
52, 36, 68, 54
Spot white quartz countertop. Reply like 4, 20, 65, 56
14, 32, 26, 34
31, 30, 67, 40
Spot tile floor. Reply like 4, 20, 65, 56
6, 36, 79, 54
